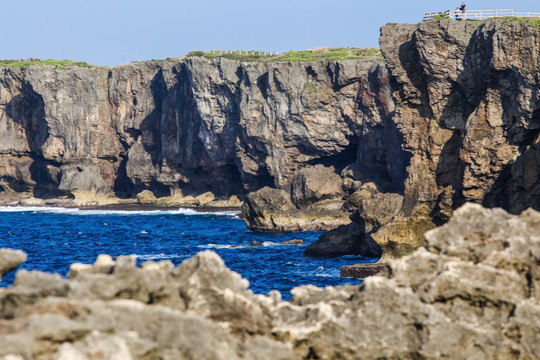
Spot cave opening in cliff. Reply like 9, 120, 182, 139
306, 138, 358, 173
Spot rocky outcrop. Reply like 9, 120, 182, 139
242, 184, 351, 232
380, 19, 540, 216
307, 19, 540, 259
303, 221, 382, 258
1, 203, 539, 359
0, 57, 394, 205
242, 165, 353, 231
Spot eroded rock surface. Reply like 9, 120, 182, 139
0, 57, 394, 205
308, 19, 540, 259
1, 203, 539, 359
380, 19, 540, 216
242, 166, 352, 231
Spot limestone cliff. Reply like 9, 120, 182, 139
380, 19, 540, 216
0, 57, 394, 202
301, 19, 540, 258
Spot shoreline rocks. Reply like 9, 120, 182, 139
340, 262, 387, 278
242, 166, 353, 231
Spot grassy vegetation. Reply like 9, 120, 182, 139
0, 59, 98, 69
185, 47, 382, 63
432, 13, 451, 21
305, 81, 320, 94
495, 16, 540, 28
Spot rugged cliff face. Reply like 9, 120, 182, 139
380, 19, 540, 216
302, 19, 540, 258
0, 57, 395, 202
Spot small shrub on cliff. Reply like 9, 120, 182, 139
305, 81, 320, 94
186, 50, 205, 57
432, 13, 450, 21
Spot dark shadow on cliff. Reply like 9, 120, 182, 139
356, 61, 412, 194
432, 24, 496, 209
154, 62, 248, 197
482, 128, 540, 213
5, 82, 71, 198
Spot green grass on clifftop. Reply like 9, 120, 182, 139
495, 16, 540, 28
0, 59, 100, 69
185, 47, 382, 63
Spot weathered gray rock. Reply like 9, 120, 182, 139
0, 57, 393, 203
340, 262, 387, 278
1, 203, 540, 358
242, 186, 350, 231
290, 165, 344, 208
353, 191, 404, 231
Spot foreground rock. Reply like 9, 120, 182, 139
1, 203, 539, 359
0, 249, 26, 281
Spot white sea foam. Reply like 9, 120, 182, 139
137, 253, 189, 261
199, 241, 286, 249
0, 206, 240, 217
199, 244, 243, 249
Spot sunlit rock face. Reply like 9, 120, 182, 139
380, 19, 540, 216
0, 57, 394, 201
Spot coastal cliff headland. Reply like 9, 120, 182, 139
306, 18, 540, 259
1, 17, 540, 359
1, 19, 540, 255
0, 55, 392, 209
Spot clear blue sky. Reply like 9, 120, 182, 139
1, 0, 539, 66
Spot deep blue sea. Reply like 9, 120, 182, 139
0, 206, 377, 299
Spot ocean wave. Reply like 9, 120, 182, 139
198, 244, 244, 249
136, 253, 189, 261
0, 206, 240, 217
198, 241, 290, 249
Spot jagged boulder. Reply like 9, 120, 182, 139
290, 165, 344, 208
304, 222, 382, 259
242, 186, 350, 231
136, 190, 156, 204
353, 192, 404, 231
0, 248, 26, 282
195, 191, 215, 206
58, 164, 112, 197
242, 187, 295, 231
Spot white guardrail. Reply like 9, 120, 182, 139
423, 9, 540, 21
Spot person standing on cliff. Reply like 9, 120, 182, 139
460, 2, 466, 18
455, 7, 461, 20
